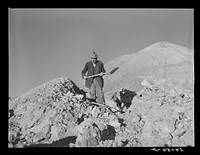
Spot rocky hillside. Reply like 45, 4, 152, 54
8, 42, 194, 148
8, 76, 194, 147
104, 42, 194, 94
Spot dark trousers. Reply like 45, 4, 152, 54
90, 79, 105, 104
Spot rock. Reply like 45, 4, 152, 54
51, 125, 59, 141
104, 98, 117, 108
75, 94, 84, 100
109, 120, 121, 128
141, 79, 151, 88
91, 106, 100, 118
131, 116, 140, 123
75, 119, 101, 147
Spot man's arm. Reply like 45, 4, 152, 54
101, 62, 106, 73
81, 62, 88, 79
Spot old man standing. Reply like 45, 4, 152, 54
81, 51, 106, 104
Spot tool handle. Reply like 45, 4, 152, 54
85, 73, 106, 79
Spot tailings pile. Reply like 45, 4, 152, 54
8, 77, 194, 147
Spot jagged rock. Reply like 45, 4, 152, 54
50, 125, 59, 141
91, 106, 100, 118
109, 119, 120, 128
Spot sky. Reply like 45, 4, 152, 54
9, 9, 194, 97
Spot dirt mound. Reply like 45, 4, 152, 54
8, 77, 194, 147
104, 42, 194, 93
9, 77, 86, 147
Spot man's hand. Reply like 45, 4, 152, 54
83, 76, 87, 80
99, 72, 105, 76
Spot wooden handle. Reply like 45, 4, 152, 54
85, 73, 106, 79
84, 67, 119, 80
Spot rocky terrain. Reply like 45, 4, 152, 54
8, 42, 194, 148
8, 77, 194, 147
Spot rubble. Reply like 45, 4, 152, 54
75, 118, 101, 147
8, 77, 194, 147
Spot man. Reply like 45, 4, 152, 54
81, 51, 106, 104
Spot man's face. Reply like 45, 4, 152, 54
92, 58, 97, 64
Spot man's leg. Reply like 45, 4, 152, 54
95, 80, 105, 104
89, 82, 96, 101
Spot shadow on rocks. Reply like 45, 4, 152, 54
9, 109, 14, 118
24, 136, 77, 147
101, 125, 116, 141
120, 89, 137, 109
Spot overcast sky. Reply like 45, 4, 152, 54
9, 9, 194, 97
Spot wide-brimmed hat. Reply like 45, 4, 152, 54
89, 51, 98, 59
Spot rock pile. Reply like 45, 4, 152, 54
8, 77, 194, 147
122, 84, 194, 147
9, 77, 86, 147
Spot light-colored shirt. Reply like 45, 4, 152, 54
92, 62, 96, 68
